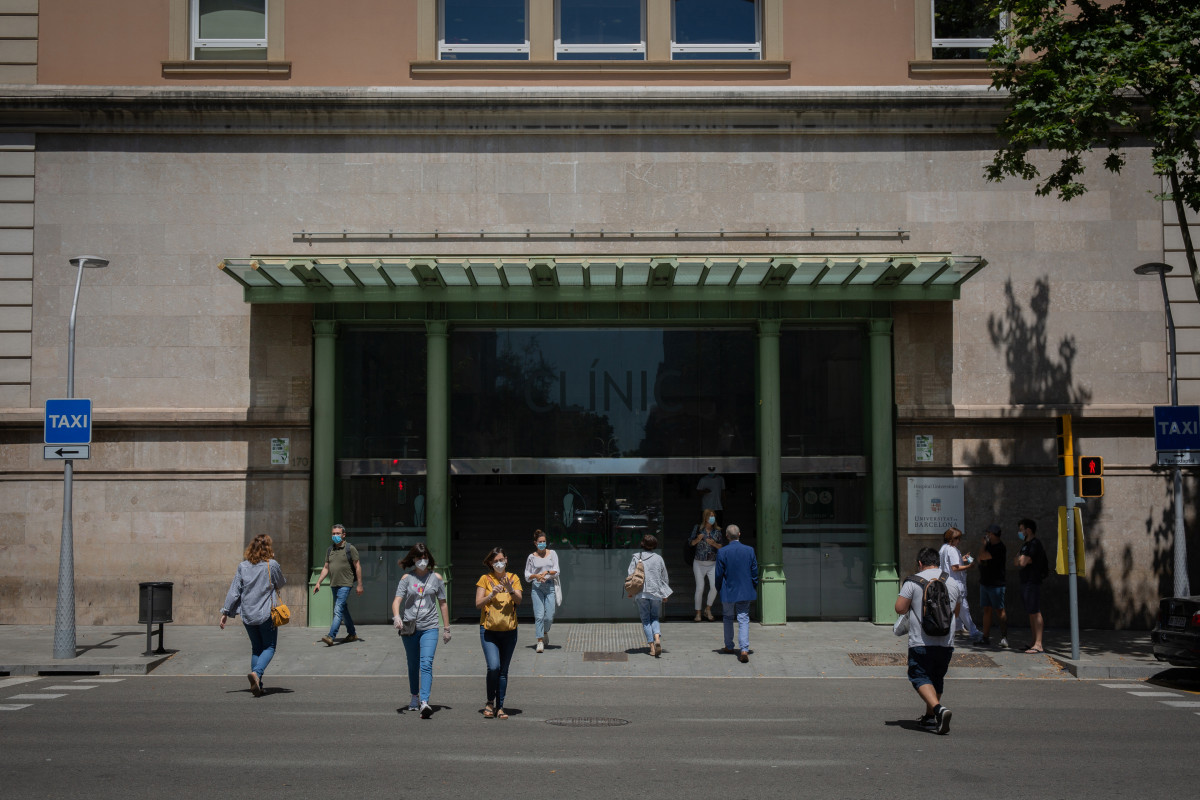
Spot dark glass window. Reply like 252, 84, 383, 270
451, 328, 755, 458
560, 0, 642, 45
441, 0, 529, 59
672, 0, 760, 58
932, 0, 998, 60
780, 328, 865, 456
337, 329, 428, 459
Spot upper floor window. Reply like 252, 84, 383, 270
192, 0, 267, 61
672, 0, 760, 60
931, 0, 999, 60
440, 0, 530, 60
557, 0, 646, 60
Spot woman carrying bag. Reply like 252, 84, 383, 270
524, 529, 561, 653
476, 547, 523, 719
629, 534, 672, 657
219, 533, 287, 697
392, 543, 451, 719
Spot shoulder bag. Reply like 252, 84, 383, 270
269, 562, 291, 627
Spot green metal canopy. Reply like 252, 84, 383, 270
219, 254, 985, 303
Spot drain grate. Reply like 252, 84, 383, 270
582, 652, 629, 662
849, 652, 999, 668
563, 623, 643, 653
546, 717, 630, 727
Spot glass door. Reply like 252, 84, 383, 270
340, 475, 428, 624
782, 474, 871, 620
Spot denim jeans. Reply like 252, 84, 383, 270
722, 600, 751, 651
244, 620, 277, 680
531, 580, 556, 639
328, 585, 356, 638
401, 627, 439, 704
479, 626, 518, 708
635, 595, 662, 644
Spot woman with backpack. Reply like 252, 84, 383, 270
627, 534, 672, 657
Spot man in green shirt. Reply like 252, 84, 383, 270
313, 524, 363, 646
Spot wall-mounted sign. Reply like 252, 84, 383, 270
271, 437, 290, 465
914, 435, 933, 463
907, 477, 964, 535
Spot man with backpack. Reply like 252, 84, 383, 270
895, 546, 962, 734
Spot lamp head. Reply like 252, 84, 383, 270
1134, 262, 1172, 276
69, 256, 109, 269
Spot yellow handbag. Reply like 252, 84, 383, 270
269, 565, 291, 627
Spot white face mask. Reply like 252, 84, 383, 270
415, 559, 429, 570
493, 561, 507, 572
707, 516, 716, 525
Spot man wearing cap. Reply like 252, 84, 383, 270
976, 524, 1008, 648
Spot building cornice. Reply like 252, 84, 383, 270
0, 84, 1011, 135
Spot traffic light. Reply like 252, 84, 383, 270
1078, 456, 1104, 497
1056, 414, 1074, 476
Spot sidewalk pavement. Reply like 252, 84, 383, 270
0, 622, 1165, 681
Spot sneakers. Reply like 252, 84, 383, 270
320, 635, 334, 646
536, 641, 544, 653
344, 634, 361, 643
980, 636, 991, 647
420, 702, 433, 719
739, 650, 749, 663
935, 704, 952, 735
999, 637, 1009, 649
408, 695, 420, 711
917, 713, 936, 729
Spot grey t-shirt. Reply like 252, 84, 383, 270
395, 571, 446, 631
899, 567, 962, 649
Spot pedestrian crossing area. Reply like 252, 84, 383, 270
1100, 682, 1200, 715
0, 676, 123, 711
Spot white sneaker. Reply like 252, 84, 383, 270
408, 695, 420, 710
536, 641, 544, 653
999, 637, 1009, 649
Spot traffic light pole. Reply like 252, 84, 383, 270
1064, 477, 1081, 662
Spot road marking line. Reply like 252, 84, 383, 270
269, 711, 396, 716
75, 678, 123, 683
44, 685, 96, 690
1099, 683, 1143, 689
6, 693, 67, 700
0, 677, 40, 690
0, 704, 32, 711
1160, 701, 1200, 708
1127, 691, 1181, 697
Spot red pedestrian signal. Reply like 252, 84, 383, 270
1077, 456, 1104, 497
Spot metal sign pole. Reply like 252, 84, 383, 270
1065, 478, 1080, 661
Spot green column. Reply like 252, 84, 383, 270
425, 320, 452, 613
869, 318, 899, 623
308, 319, 338, 628
756, 319, 786, 625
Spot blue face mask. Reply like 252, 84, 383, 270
537, 542, 547, 551
708, 516, 716, 525
332, 534, 343, 545
1017, 531, 1026, 541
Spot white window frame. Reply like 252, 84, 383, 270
670, 0, 761, 60
930, 0, 1003, 59
555, 0, 646, 60
191, 0, 268, 59
439, 0, 531, 59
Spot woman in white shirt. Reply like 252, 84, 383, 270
628, 534, 672, 657
939, 527, 982, 643
524, 529, 560, 654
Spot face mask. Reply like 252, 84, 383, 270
493, 561, 507, 572
537, 542, 547, 551
415, 559, 429, 570
708, 516, 716, 525
1018, 531, 1026, 541
332, 534, 343, 545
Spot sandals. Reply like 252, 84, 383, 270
496, 708, 509, 720
1024, 647, 1044, 654
482, 704, 495, 718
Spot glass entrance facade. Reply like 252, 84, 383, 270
334, 323, 871, 623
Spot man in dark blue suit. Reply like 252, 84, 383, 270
715, 524, 758, 663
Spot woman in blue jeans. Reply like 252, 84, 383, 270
219, 533, 286, 697
523, 529, 561, 653
476, 547, 523, 719
628, 534, 673, 657
392, 543, 451, 719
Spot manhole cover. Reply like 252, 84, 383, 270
546, 717, 630, 727
848, 652, 998, 668
583, 652, 629, 662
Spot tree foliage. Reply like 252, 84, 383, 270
987, 0, 1200, 295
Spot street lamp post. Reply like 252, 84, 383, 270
1135, 261, 1191, 598
53, 256, 109, 660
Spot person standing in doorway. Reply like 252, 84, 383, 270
313, 524, 363, 646
689, 508, 724, 622
219, 533, 286, 697
392, 543, 451, 719
977, 524, 1008, 648
939, 527, 982, 644
1015, 518, 1048, 654
476, 547, 522, 719
524, 529, 561, 653
715, 524, 758, 663
696, 470, 726, 520
895, 546, 962, 734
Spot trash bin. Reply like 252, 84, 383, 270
138, 581, 173, 655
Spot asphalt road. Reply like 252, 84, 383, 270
2, 674, 1198, 799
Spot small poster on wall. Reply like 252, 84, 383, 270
907, 477, 964, 534
914, 434, 933, 462
271, 437, 290, 466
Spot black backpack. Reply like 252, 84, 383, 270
904, 572, 953, 637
